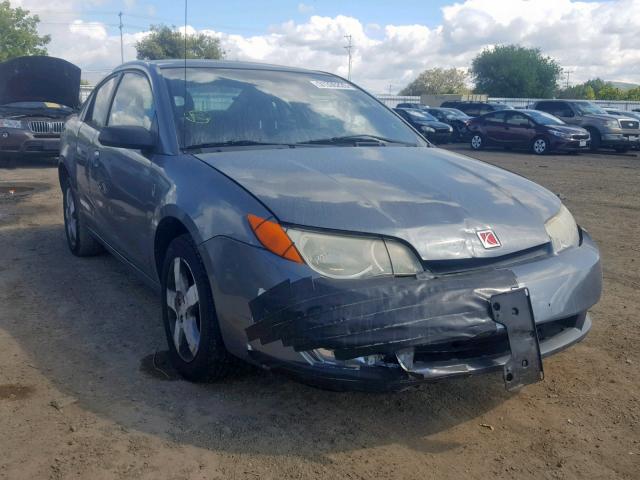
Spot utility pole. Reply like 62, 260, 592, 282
344, 34, 353, 81
118, 12, 124, 64
565, 69, 574, 89
388, 83, 393, 94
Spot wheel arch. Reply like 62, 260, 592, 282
154, 209, 203, 281
57, 158, 71, 190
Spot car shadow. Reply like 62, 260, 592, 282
0, 156, 59, 169
0, 222, 513, 462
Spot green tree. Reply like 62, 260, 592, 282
557, 83, 596, 100
136, 24, 224, 60
597, 84, 623, 100
471, 45, 561, 97
0, 1, 50, 61
399, 68, 468, 96
624, 87, 640, 101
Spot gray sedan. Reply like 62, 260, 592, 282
59, 60, 602, 392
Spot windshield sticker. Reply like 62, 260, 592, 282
44, 102, 62, 109
309, 80, 355, 90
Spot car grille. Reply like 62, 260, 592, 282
28, 121, 65, 135
620, 120, 639, 129
571, 134, 590, 140
435, 128, 450, 134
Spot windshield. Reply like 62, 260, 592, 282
405, 109, 438, 122
526, 110, 565, 126
162, 68, 423, 149
572, 102, 607, 116
442, 108, 470, 119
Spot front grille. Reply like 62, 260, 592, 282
571, 134, 589, 140
435, 128, 451, 134
28, 121, 64, 135
620, 120, 639, 129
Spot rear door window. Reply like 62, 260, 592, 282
484, 111, 507, 123
537, 102, 571, 117
505, 112, 531, 127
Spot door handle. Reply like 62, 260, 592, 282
91, 150, 100, 167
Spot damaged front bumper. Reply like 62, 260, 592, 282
202, 230, 601, 392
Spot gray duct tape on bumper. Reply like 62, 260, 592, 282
247, 269, 519, 361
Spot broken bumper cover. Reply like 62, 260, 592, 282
204, 231, 601, 391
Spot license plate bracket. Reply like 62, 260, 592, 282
579, 140, 587, 147
490, 288, 543, 391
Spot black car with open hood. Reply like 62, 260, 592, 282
0, 56, 81, 158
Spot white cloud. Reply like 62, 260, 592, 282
10, 0, 640, 92
297, 3, 315, 14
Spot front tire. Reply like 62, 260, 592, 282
532, 136, 548, 155
161, 234, 235, 382
63, 183, 103, 256
470, 133, 484, 150
587, 128, 601, 151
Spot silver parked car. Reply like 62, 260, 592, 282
59, 60, 602, 392
533, 100, 640, 152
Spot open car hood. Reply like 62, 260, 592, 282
0, 56, 81, 109
197, 147, 561, 261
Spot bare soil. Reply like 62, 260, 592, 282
0, 148, 638, 480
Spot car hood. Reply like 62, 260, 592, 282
197, 147, 561, 261
0, 56, 81, 109
583, 113, 623, 122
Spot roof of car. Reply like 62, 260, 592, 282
116, 59, 322, 75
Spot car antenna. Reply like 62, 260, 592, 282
182, 0, 188, 149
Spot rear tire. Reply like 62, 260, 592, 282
161, 234, 236, 382
62, 182, 103, 257
531, 136, 548, 155
470, 134, 484, 150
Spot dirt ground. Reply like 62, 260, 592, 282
0, 146, 638, 480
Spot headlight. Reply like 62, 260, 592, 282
545, 204, 579, 254
549, 129, 571, 138
286, 228, 423, 279
421, 126, 435, 133
0, 119, 22, 129
604, 120, 619, 128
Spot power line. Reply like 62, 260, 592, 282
344, 34, 353, 81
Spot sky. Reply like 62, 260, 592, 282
10, 0, 640, 93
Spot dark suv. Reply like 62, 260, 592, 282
440, 101, 513, 117
0, 56, 80, 159
533, 100, 640, 152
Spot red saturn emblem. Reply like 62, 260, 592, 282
477, 229, 501, 249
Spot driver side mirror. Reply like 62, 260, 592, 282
98, 126, 156, 151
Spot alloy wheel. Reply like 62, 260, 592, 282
471, 135, 482, 149
533, 139, 547, 154
166, 257, 201, 362
65, 187, 78, 247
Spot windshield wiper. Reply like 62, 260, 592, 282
297, 134, 417, 146
184, 140, 294, 150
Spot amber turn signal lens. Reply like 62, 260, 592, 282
247, 214, 304, 264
